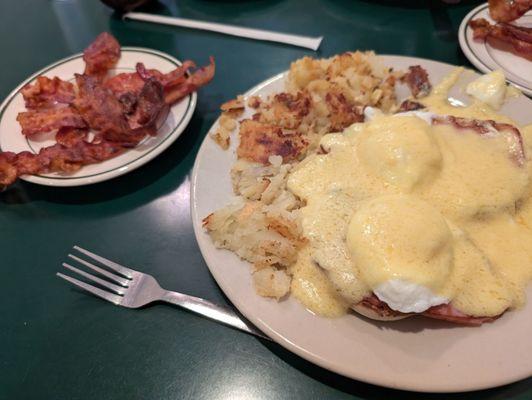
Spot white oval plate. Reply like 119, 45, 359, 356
459, 3, 532, 96
0, 47, 196, 187
191, 55, 532, 392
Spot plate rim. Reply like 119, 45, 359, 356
190, 54, 532, 392
0, 46, 197, 187
458, 2, 532, 96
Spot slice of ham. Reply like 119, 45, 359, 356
423, 303, 499, 326
432, 115, 526, 167
359, 294, 406, 318
357, 294, 502, 325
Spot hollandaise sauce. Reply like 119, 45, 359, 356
287, 70, 532, 318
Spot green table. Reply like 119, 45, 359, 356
1, 0, 530, 398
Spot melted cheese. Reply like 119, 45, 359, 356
287, 71, 532, 317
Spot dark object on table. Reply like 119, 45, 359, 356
100, 0, 153, 13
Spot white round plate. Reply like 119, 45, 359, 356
459, 3, 532, 96
0, 47, 196, 187
191, 55, 532, 392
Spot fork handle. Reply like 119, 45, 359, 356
160, 290, 270, 340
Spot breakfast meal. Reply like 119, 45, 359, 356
469, 0, 532, 61
0, 32, 214, 188
203, 51, 532, 325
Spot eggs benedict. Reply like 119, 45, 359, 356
287, 71, 532, 324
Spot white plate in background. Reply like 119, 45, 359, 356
459, 3, 532, 96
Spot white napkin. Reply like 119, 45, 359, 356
123, 12, 323, 51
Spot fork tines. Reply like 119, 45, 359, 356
57, 246, 134, 305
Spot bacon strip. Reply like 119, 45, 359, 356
83, 32, 120, 78
166, 57, 215, 104
136, 60, 196, 87
488, 0, 531, 23
401, 65, 432, 98
0, 140, 125, 187
55, 127, 89, 148
432, 115, 526, 166
73, 74, 134, 144
126, 78, 168, 132
470, 18, 532, 61
21, 76, 75, 109
16, 107, 86, 136
103, 72, 145, 98
500, 22, 532, 42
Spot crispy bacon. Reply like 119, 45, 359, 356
55, 127, 89, 148
127, 78, 168, 131
488, 0, 531, 23
163, 57, 215, 105
103, 72, 145, 98
357, 294, 501, 325
16, 107, 86, 136
136, 60, 196, 87
470, 18, 532, 61
73, 74, 133, 144
40, 140, 124, 173
20, 76, 75, 109
0, 140, 125, 187
500, 22, 532, 42
401, 65, 432, 98
432, 115, 526, 166
3, 32, 215, 188
83, 32, 120, 78
103, 72, 145, 114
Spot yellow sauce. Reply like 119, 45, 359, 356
287, 71, 532, 317
290, 247, 348, 317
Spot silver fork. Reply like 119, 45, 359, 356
57, 246, 269, 340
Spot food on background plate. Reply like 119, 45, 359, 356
203, 52, 532, 325
488, 0, 531, 23
469, 0, 532, 61
0, 32, 215, 188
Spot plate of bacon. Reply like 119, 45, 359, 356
0, 32, 214, 188
459, 0, 532, 96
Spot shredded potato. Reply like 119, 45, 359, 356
206, 52, 401, 299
